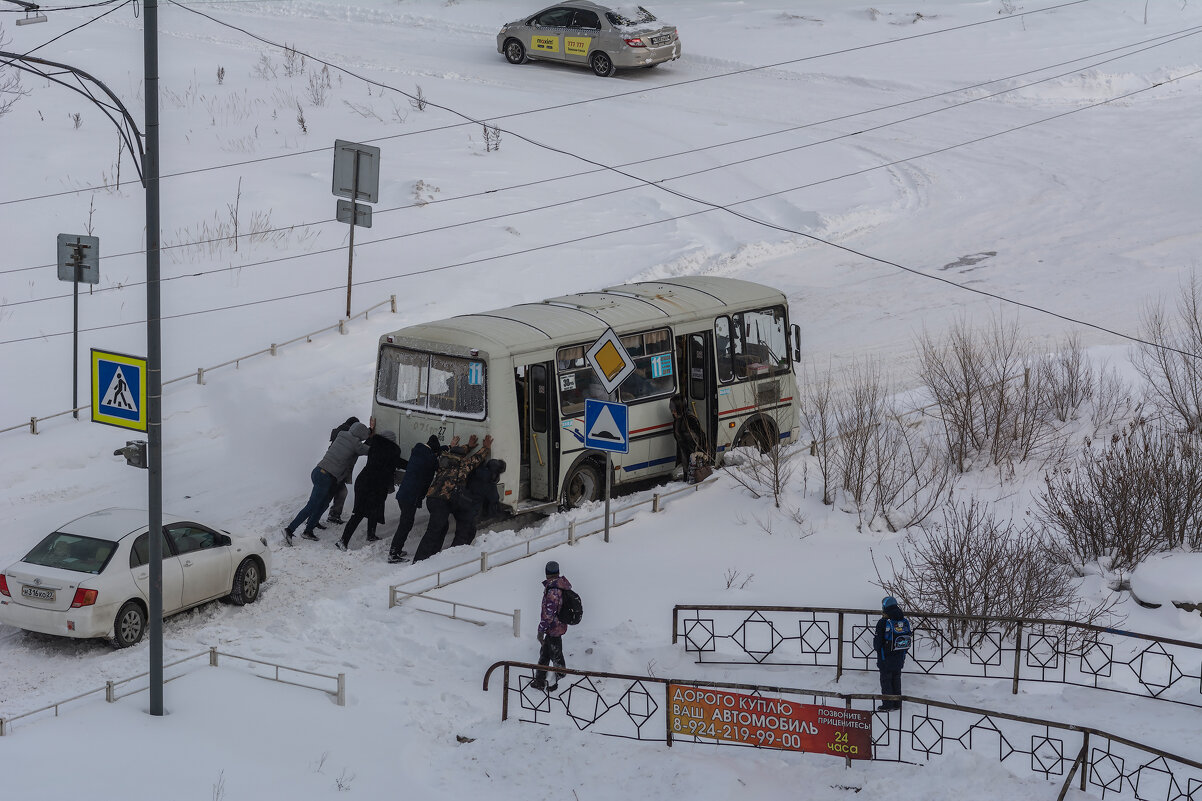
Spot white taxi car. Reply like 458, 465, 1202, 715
497, 2, 680, 77
0, 508, 271, 648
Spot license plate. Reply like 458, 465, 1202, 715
21, 586, 55, 601
651, 34, 671, 45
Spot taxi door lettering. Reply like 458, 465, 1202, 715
532, 35, 560, 53
565, 37, 591, 56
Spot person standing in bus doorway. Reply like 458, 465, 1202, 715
336, 430, 404, 551
451, 458, 506, 549
874, 596, 912, 712
670, 396, 708, 483
324, 416, 360, 526
531, 560, 570, 692
285, 420, 370, 546
411, 433, 493, 563
386, 434, 443, 563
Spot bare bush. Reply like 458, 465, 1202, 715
1092, 364, 1136, 435
917, 315, 1057, 472
410, 84, 427, 111
0, 24, 27, 119
801, 362, 836, 505
724, 568, 754, 590
728, 378, 798, 509
216, 65, 225, 86
252, 53, 278, 80
482, 122, 502, 152
307, 66, 332, 106
1036, 422, 1202, 574
877, 500, 1115, 643
70, 112, 82, 129
282, 43, 306, 77
869, 413, 953, 533
1039, 332, 1093, 422
1134, 273, 1202, 432
834, 359, 888, 509
295, 101, 307, 134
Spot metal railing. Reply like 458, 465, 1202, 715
1, 296, 397, 436
388, 479, 713, 635
671, 605, 1202, 709
482, 660, 1202, 800
0, 646, 345, 736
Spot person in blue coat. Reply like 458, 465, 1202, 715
387, 435, 442, 563
873, 596, 911, 712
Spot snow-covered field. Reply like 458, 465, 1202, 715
1, 1, 1200, 798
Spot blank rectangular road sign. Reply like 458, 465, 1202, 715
331, 139, 381, 203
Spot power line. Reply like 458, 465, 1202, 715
0, 0, 1096, 207
6, 22, 1194, 278
3, 70, 1197, 359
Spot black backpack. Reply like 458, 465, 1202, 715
556, 587, 583, 626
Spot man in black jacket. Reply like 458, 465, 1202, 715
387, 435, 442, 564
450, 458, 506, 549
873, 596, 911, 712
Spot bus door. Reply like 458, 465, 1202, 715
527, 362, 555, 501
684, 332, 716, 455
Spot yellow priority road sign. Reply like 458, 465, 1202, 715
91, 348, 147, 431
585, 328, 636, 395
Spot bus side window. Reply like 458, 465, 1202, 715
714, 316, 734, 382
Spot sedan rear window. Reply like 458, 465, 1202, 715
606, 5, 657, 26
24, 533, 118, 575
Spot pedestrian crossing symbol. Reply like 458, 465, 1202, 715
584, 398, 628, 454
91, 349, 147, 431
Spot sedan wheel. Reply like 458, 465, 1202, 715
113, 600, 146, 648
229, 558, 261, 606
590, 52, 616, 78
504, 39, 527, 65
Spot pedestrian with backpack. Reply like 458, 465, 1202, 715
531, 560, 577, 692
874, 596, 912, 712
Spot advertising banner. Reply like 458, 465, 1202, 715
668, 684, 871, 760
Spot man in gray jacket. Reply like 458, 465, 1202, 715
285, 421, 370, 546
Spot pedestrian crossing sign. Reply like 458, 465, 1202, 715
91, 348, 147, 431
584, 398, 628, 454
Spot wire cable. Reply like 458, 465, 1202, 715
5, 23, 1195, 277
0, 0, 1098, 207
3, 70, 1198, 359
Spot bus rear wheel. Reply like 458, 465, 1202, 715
735, 418, 777, 454
562, 460, 603, 508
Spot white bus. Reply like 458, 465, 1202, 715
371, 276, 801, 514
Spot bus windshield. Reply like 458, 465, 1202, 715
376, 346, 486, 419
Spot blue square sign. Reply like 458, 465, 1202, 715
584, 399, 628, 454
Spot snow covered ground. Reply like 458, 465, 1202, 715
1, 0, 1201, 798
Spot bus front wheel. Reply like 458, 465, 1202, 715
562, 460, 603, 508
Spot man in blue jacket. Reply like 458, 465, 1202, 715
873, 596, 911, 712
387, 435, 442, 563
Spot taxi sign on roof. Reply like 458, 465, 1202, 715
585, 328, 636, 395
91, 348, 147, 432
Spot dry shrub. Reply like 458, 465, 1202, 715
1134, 273, 1202, 433
878, 500, 1115, 643
1037, 422, 1202, 573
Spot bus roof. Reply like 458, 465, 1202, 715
381, 277, 788, 358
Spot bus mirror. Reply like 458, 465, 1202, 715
791, 324, 801, 362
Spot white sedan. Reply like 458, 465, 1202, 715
0, 508, 272, 648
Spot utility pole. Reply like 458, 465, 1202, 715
144, 0, 164, 718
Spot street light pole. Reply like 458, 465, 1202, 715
143, 0, 164, 718
3, 0, 164, 717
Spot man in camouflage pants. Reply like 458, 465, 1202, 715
411, 433, 493, 563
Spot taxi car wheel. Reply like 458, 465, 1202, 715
228, 558, 262, 606
590, 52, 616, 78
113, 600, 146, 648
504, 38, 527, 65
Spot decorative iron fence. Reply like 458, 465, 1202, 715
671, 605, 1202, 709
482, 660, 1202, 800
